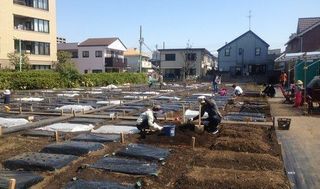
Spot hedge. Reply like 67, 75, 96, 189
0, 71, 147, 90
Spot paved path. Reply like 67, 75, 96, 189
270, 90, 320, 189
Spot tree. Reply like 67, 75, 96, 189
7, 52, 30, 70
181, 41, 196, 83
56, 51, 82, 87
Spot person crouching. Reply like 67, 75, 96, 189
136, 105, 163, 139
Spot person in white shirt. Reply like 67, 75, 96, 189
136, 105, 163, 138
232, 84, 243, 96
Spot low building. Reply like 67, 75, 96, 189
286, 17, 320, 53
159, 48, 214, 80
217, 30, 271, 76
57, 37, 66, 44
58, 38, 127, 73
124, 48, 152, 72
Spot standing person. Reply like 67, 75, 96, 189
189, 96, 222, 134
136, 105, 163, 139
148, 74, 154, 88
279, 71, 288, 87
232, 84, 243, 96
158, 72, 164, 89
214, 74, 222, 93
293, 80, 303, 107
3, 89, 11, 104
212, 73, 218, 93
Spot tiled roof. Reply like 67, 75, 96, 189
297, 17, 320, 34
79, 38, 118, 47
124, 48, 150, 57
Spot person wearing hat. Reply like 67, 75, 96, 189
136, 105, 163, 138
294, 80, 303, 107
189, 96, 222, 134
232, 84, 243, 96
3, 89, 11, 104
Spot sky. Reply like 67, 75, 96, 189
57, 0, 320, 54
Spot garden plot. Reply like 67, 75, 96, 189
65, 179, 135, 189
71, 133, 120, 143
0, 117, 29, 128
55, 105, 94, 113
3, 152, 78, 171
0, 171, 43, 189
36, 123, 94, 133
40, 141, 104, 156
92, 125, 139, 134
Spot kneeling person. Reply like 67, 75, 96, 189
136, 105, 163, 138
190, 96, 222, 134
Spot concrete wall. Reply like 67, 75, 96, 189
218, 31, 269, 73
0, 0, 57, 68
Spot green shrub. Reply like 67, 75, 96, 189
0, 71, 147, 90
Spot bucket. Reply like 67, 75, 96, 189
163, 125, 175, 137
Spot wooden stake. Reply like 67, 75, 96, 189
182, 104, 186, 123
120, 132, 125, 143
19, 106, 22, 114
30, 105, 33, 112
8, 178, 16, 189
82, 108, 85, 115
0, 126, 3, 136
77, 98, 80, 104
123, 110, 126, 116
191, 137, 196, 149
60, 109, 64, 116
198, 104, 202, 127
55, 131, 59, 142
72, 110, 76, 117
273, 117, 275, 127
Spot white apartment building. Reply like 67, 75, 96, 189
58, 38, 127, 73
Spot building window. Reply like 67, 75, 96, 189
255, 48, 261, 56
71, 51, 78, 58
14, 40, 50, 55
165, 54, 176, 61
14, 15, 50, 33
82, 51, 89, 58
95, 51, 102, 57
14, 0, 49, 10
84, 70, 88, 74
92, 70, 102, 73
185, 53, 197, 61
225, 48, 230, 56
239, 48, 243, 55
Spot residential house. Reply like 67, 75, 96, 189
57, 37, 66, 44
0, 0, 57, 70
286, 17, 320, 53
58, 38, 127, 73
217, 30, 270, 76
124, 48, 152, 72
159, 48, 214, 80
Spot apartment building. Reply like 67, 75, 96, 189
0, 0, 57, 69
159, 48, 215, 80
58, 38, 127, 73
124, 48, 152, 72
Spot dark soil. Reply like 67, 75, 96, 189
191, 150, 283, 171
176, 167, 290, 189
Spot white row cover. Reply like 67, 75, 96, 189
55, 105, 94, 112
96, 100, 122, 105
192, 93, 214, 97
0, 117, 29, 128
123, 95, 148, 99
15, 97, 44, 102
85, 91, 103, 94
159, 89, 174, 92
57, 93, 79, 97
92, 125, 139, 134
100, 84, 118, 90
157, 96, 181, 101
36, 123, 94, 132
184, 109, 208, 119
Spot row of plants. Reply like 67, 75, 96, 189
0, 70, 147, 90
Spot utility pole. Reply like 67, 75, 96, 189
19, 39, 22, 72
139, 25, 143, 73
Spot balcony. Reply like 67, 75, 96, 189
14, 0, 49, 10
105, 58, 127, 68
14, 15, 49, 33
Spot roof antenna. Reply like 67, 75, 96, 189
248, 10, 252, 30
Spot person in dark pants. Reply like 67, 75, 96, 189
189, 96, 222, 134
3, 89, 11, 104
262, 84, 276, 97
136, 105, 163, 138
